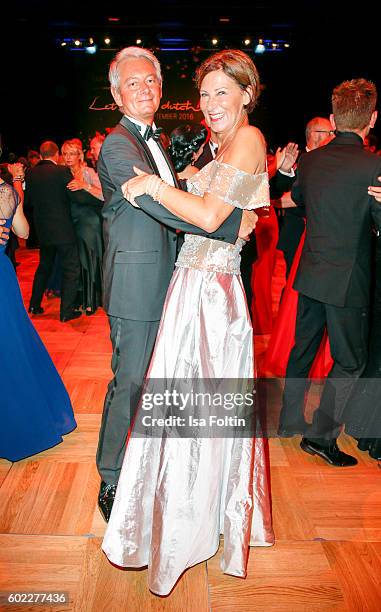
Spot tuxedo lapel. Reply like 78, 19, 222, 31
119, 116, 181, 189
119, 116, 160, 175
157, 139, 181, 189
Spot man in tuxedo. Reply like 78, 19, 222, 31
26, 141, 81, 322
96, 46, 257, 521
274, 117, 335, 277
279, 78, 381, 466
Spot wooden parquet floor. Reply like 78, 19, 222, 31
1, 247, 381, 611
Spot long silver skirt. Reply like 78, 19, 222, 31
102, 266, 274, 595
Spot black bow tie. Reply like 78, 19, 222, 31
143, 125, 164, 142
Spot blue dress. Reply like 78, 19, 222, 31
0, 181, 76, 461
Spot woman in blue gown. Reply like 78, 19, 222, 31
0, 177, 76, 462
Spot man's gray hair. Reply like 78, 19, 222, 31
109, 46, 162, 91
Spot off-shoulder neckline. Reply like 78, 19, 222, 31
202, 159, 268, 177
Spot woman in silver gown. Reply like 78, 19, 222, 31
102, 49, 274, 595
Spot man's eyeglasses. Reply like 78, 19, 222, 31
313, 130, 335, 135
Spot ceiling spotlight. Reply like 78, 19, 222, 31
255, 39, 265, 54
89, 37, 94, 45
104, 37, 111, 45
136, 38, 142, 45
212, 38, 218, 46
284, 43, 290, 48
272, 43, 278, 49
61, 41, 67, 47
85, 45, 97, 55
244, 38, 251, 46
74, 39, 81, 46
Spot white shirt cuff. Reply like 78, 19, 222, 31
278, 168, 295, 177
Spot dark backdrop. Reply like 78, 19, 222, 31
1, 5, 380, 157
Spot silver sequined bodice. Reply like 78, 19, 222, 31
175, 160, 270, 275
176, 234, 245, 274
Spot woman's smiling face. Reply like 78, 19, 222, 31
199, 69, 249, 136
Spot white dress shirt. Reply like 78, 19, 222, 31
125, 115, 175, 186
209, 141, 218, 158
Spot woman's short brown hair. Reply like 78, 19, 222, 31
195, 49, 260, 114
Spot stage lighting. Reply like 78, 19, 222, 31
136, 38, 142, 45
61, 42, 67, 47
85, 45, 97, 55
212, 38, 218, 46
255, 39, 265, 54
244, 38, 251, 46
104, 37, 111, 45
74, 39, 81, 46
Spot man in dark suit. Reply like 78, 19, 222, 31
279, 78, 381, 466
273, 117, 335, 278
26, 141, 81, 322
24, 152, 41, 249
96, 46, 257, 521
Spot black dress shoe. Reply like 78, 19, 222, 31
60, 310, 82, 323
356, 438, 381, 460
300, 437, 358, 467
98, 481, 117, 522
356, 438, 371, 452
28, 306, 44, 315
369, 440, 381, 461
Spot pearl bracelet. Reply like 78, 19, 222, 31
155, 180, 168, 203
146, 175, 168, 203
145, 174, 159, 197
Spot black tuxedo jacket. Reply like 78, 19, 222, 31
98, 116, 242, 321
24, 160, 76, 246
293, 132, 381, 307
271, 154, 306, 256
194, 141, 214, 170
270, 148, 307, 203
